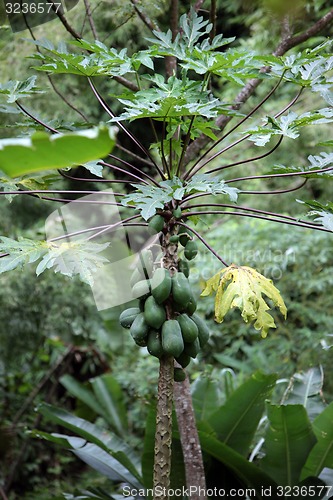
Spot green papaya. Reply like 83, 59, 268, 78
169, 235, 179, 243
132, 279, 151, 299
148, 214, 165, 234
138, 249, 153, 278
130, 313, 149, 346
179, 233, 191, 247
184, 337, 200, 358
119, 307, 141, 329
176, 352, 191, 368
161, 320, 184, 357
144, 296, 166, 329
178, 259, 190, 278
191, 313, 210, 347
174, 367, 186, 382
172, 207, 182, 219
130, 268, 142, 288
147, 330, 164, 358
177, 313, 199, 342
151, 268, 172, 304
185, 292, 197, 316
172, 272, 192, 306
184, 240, 198, 260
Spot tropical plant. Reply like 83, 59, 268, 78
1, 1, 333, 498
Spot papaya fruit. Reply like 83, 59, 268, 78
191, 313, 210, 347
172, 272, 192, 306
176, 352, 191, 368
148, 214, 164, 234
174, 367, 186, 382
185, 292, 197, 316
161, 320, 184, 357
147, 330, 164, 358
144, 296, 166, 329
172, 207, 182, 219
169, 235, 179, 243
177, 313, 199, 342
179, 233, 191, 247
138, 249, 153, 278
184, 337, 200, 358
132, 279, 151, 299
151, 268, 172, 304
130, 268, 142, 288
184, 240, 198, 260
119, 307, 141, 329
178, 258, 190, 278
130, 313, 149, 346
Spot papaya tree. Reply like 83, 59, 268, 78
1, 1, 333, 498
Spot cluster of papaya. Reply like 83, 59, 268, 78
119, 245, 209, 382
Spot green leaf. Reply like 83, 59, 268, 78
82, 160, 104, 178
0, 126, 116, 177
0, 237, 48, 273
0, 75, 44, 103
191, 375, 223, 422
201, 265, 287, 338
185, 174, 239, 202
199, 432, 278, 497
301, 402, 333, 479
207, 371, 277, 455
37, 403, 143, 486
36, 240, 110, 286
260, 404, 317, 486
282, 367, 326, 421
90, 374, 128, 435
297, 200, 333, 231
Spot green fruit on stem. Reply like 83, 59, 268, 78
178, 259, 190, 278
184, 240, 198, 260
184, 337, 200, 358
130, 313, 149, 346
132, 279, 151, 299
172, 207, 182, 219
172, 272, 192, 306
176, 352, 191, 368
185, 293, 197, 315
138, 249, 154, 278
130, 268, 142, 288
151, 267, 172, 304
169, 235, 179, 243
144, 296, 166, 329
162, 320, 184, 357
174, 367, 186, 382
148, 214, 165, 234
177, 313, 199, 342
191, 313, 210, 347
179, 233, 191, 247
119, 307, 141, 329
147, 330, 164, 358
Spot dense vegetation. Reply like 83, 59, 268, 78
0, 1, 333, 499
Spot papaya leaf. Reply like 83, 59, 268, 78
36, 240, 110, 286
301, 402, 333, 479
201, 265, 287, 337
0, 75, 44, 103
0, 126, 116, 177
260, 404, 317, 486
0, 237, 49, 273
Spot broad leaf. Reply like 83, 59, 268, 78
36, 240, 110, 287
0, 75, 44, 102
282, 367, 326, 421
37, 403, 142, 485
185, 174, 239, 202
0, 126, 115, 177
301, 402, 333, 479
297, 200, 333, 232
260, 404, 317, 486
201, 265, 287, 337
199, 432, 278, 497
191, 375, 223, 422
207, 371, 277, 455
0, 237, 48, 273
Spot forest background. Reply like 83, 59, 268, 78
0, 0, 333, 498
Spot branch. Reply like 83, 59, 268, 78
83, 0, 98, 39
184, 210, 332, 233
183, 8, 333, 164
226, 165, 333, 184
130, 0, 160, 32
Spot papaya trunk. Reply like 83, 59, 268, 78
174, 377, 207, 500
153, 355, 174, 500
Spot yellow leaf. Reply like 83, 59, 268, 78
201, 265, 287, 338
